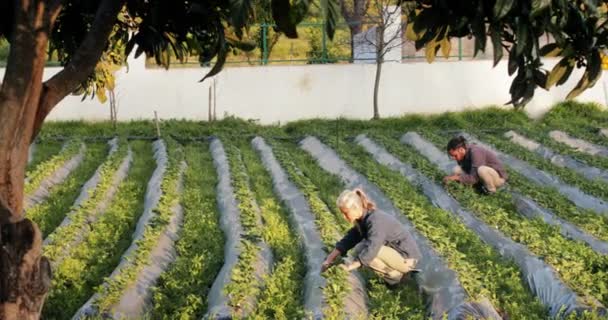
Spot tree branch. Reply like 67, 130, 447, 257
33, 0, 124, 138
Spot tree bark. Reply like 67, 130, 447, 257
373, 57, 382, 119
0, 1, 124, 318
339, 0, 368, 62
373, 27, 384, 120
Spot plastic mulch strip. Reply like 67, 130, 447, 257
505, 131, 608, 184
549, 130, 608, 158
252, 136, 329, 319
459, 132, 608, 216
370, 133, 595, 317
300, 136, 501, 320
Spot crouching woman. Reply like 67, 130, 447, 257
321, 189, 421, 286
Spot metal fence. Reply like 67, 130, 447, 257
219, 21, 500, 66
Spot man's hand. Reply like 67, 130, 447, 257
443, 174, 460, 184
321, 260, 332, 272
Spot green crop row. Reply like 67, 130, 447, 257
273, 138, 428, 320
416, 131, 608, 307
268, 139, 352, 320
515, 125, 608, 172
237, 139, 306, 320
324, 133, 548, 319
44, 139, 129, 261
42, 141, 155, 319
27, 140, 63, 172
25, 139, 83, 195
541, 102, 608, 148
151, 142, 225, 319
479, 132, 608, 203
223, 142, 267, 313
419, 128, 608, 242
93, 138, 184, 313
28, 143, 108, 237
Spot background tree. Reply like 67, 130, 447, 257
0, 1, 338, 319
358, 0, 407, 119
338, 0, 371, 61
402, 0, 608, 108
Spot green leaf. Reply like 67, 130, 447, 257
440, 37, 451, 59
413, 9, 436, 35
515, 22, 529, 56
531, 0, 551, 17
230, 0, 254, 30
587, 49, 602, 84
566, 72, 591, 100
567, 50, 603, 99
546, 57, 573, 88
490, 25, 503, 67
271, 0, 298, 38
322, 0, 340, 40
200, 30, 227, 82
508, 48, 519, 75
494, 0, 515, 19
425, 38, 440, 63
539, 43, 562, 57
534, 69, 548, 89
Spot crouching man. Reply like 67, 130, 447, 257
443, 136, 508, 194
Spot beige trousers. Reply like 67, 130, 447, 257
454, 165, 505, 193
354, 243, 418, 285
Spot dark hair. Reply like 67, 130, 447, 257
446, 136, 467, 152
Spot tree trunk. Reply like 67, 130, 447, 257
0, 1, 56, 315
350, 31, 356, 62
0, 1, 124, 318
373, 57, 382, 120
373, 27, 384, 120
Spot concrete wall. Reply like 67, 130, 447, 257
1, 55, 606, 124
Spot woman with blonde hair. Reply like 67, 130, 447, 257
321, 188, 421, 286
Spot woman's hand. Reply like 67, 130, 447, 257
321, 260, 332, 272
321, 248, 342, 272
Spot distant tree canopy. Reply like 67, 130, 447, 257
405, 0, 608, 107
2, 1, 605, 108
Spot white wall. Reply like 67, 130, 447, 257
2, 56, 606, 124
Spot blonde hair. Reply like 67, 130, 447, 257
336, 188, 376, 212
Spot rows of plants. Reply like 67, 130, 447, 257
448, 103, 608, 172
406, 110, 608, 243
26, 140, 62, 172
466, 139, 608, 241
269, 138, 362, 319
223, 141, 272, 315
24, 139, 83, 196
477, 131, 608, 204
270, 138, 427, 320
311, 132, 550, 319
44, 139, 129, 261
90, 138, 184, 314
236, 138, 307, 319
408, 130, 608, 307
541, 102, 608, 149
42, 140, 155, 319
150, 142, 225, 319
28, 142, 108, 237
517, 126, 608, 173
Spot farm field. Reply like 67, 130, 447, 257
32, 102, 608, 319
